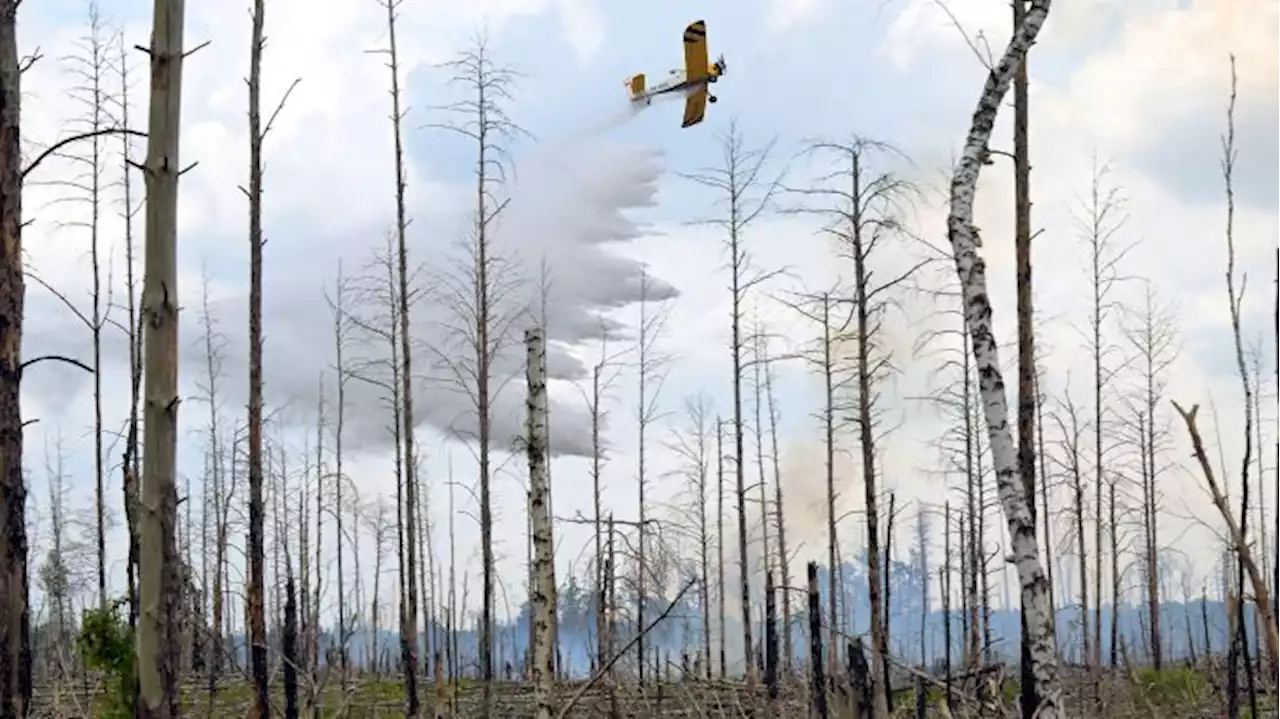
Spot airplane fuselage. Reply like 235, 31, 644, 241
630, 69, 714, 104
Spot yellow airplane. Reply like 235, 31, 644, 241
625, 20, 727, 128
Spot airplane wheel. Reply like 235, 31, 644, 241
708, 95, 718, 103
709, 76, 718, 83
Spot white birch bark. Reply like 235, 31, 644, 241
526, 328, 557, 719
945, 0, 1061, 714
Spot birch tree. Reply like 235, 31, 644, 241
526, 327, 555, 719
943, 0, 1060, 712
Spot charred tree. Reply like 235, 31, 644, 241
245, 0, 295, 711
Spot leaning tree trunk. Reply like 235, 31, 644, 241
137, 0, 188, 715
944, 0, 1060, 714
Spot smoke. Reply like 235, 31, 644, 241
570, 100, 646, 137
163, 124, 676, 459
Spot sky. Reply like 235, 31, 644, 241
14, 0, 1279, 632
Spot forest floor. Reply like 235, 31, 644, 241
30, 667, 1279, 718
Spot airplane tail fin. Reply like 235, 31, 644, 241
627, 73, 646, 97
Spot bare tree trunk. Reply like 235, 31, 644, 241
684, 122, 780, 687
763, 346, 791, 674
1108, 479, 1119, 667
1035, 369, 1056, 643
807, 563, 827, 719
0, 2, 28, 715
943, 502, 953, 711
822, 295, 839, 684
246, 0, 269, 713
1274, 256, 1278, 636
327, 269, 350, 688
137, 0, 188, 714
848, 147, 890, 719
527, 328, 556, 719
283, 575, 299, 719
1011, 0, 1041, 709
379, 0, 421, 711
716, 419, 727, 680
117, 32, 144, 643
944, 1, 1060, 712
311, 385, 325, 717
752, 326, 772, 630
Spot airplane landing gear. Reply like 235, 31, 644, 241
708, 94, 718, 103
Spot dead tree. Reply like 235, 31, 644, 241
578, 323, 624, 671
1050, 390, 1089, 665
196, 273, 234, 704
1217, 55, 1277, 673
716, 419, 727, 678
29, 4, 118, 607
681, 118, 781, 685
943, 0, 1060, 712
372, 0, 421, 711
779, 289, 854, 684
346, 231, 410, 683
749, 321, 773, 629
246, 0, 299, 712
631, 267, 671, 683
1121, 281, 1178, 668
666, 394, 715, 677
787, 136, 926, 719
425, 35, 527, 707
324, 267, 355, 685
364, 499, 394, 676
761, 334, 792, 672
136, 0, 188, 713
1075, 157, 1131, 670
108, 32, 145, 643
0, 3, 26, 709
526, 328, 555, 719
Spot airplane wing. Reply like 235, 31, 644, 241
683, 20, 709, 82
682, 86, 708, 128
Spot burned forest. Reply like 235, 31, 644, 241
3, 0, 1277, 717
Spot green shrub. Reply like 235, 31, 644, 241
1134, 666, 1208, 706
78, 599, 136, 719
